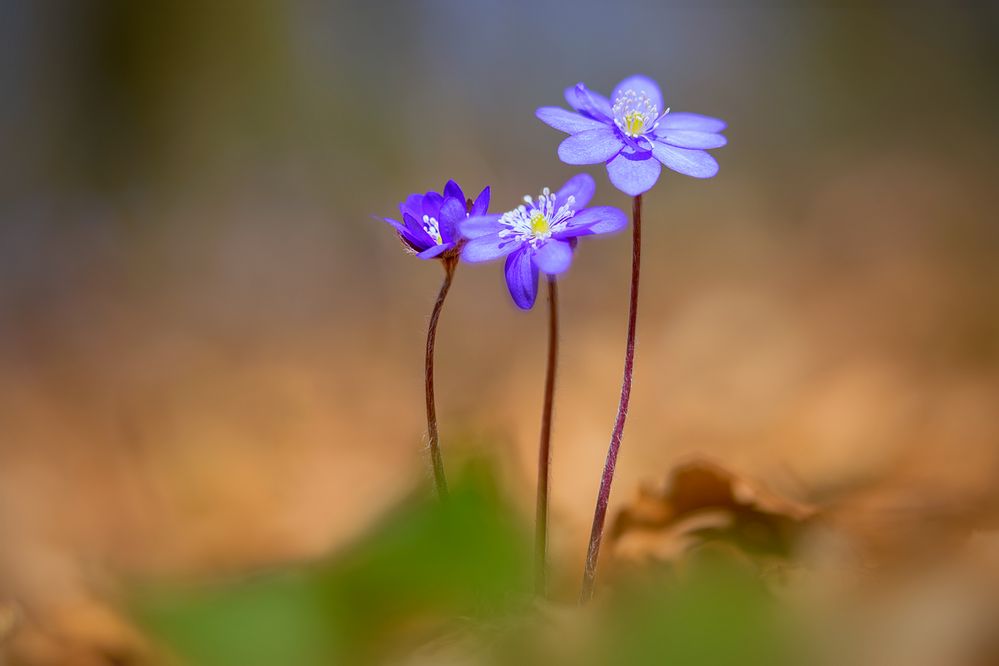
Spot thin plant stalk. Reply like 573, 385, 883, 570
535, 274, 559, 596
425, 255, 458, 499
580, 194, 642, 602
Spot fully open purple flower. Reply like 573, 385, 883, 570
536, 75, 727, 196
458, 174, 626, 309
382, 180, 490, 259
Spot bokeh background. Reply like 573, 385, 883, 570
1, 1, 998, 662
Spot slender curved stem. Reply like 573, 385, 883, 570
580, 194, 642, 602
425, 257, 457, 499
535, 275, 559, 596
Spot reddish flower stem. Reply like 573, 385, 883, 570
535, 274, 559, 596
425, 256, 457, 499
580, 194, 642, 602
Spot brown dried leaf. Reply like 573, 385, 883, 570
609, 457, 818, 568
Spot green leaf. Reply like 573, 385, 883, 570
135, 460, 529, 666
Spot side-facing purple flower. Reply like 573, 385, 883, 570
536, 75, 727, 196
382, 180, 490, 259
378, 180, 492, 498
458, 174, 626, 309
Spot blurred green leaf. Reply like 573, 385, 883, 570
135, 460, 529, 665
592, 554, 792, 666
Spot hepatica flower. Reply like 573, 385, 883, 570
458, 173, 623, 595
458, 174, 625, 309
382, 180, 490, 259
540, 77, 728, 601
378, 179, 490, 499
536, 75, 727, 195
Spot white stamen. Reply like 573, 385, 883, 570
612, 89, 669, 138
497, 186, 576, 249
422, 214, 443, 245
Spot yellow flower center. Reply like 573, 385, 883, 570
530, 210, 550, 235
613, 89, 667, 138
624, 110, 646, 136
498, 188, 577, 246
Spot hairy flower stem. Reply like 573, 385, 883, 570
425, 256, 457, 499
535, 275, 559, 596
580, 194, 642, 602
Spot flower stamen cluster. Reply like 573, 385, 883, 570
612, 89, 667, 138
497, 188, 576, 249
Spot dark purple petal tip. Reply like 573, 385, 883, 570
470, 186, 490, 217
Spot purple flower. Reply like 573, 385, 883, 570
382, 180, 490, 260
536, 75, 727, 196
458, 174, 626, 310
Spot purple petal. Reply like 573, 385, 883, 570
417, 244, 451, 260
536, 106, 608, 134
505, 248, 539, 310
533, 239, 574, 275
422, 191, 444, 218
402, 212, 434, 248
656, 129, 727, 150
606, 153, 662, 196
651, 142, 719, 179
470, 186, 490, 216
443, 180, 465, 203
660, 112, 726, 133
555, 206, 628, 238
437, 196, 466, 241
381, 217, 427, 251
557, 128, 624, 165
459, 214, 503, 239
564, 83, 613, 120
461, 233, 520, 263
555, 173, 595, 211
382, 216, 407, 234
613, 74, 664, 113
400, 193, 423, 220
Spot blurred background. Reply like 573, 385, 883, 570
1, 1, 998, 663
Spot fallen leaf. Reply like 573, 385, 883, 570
609, 458, 818, 569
